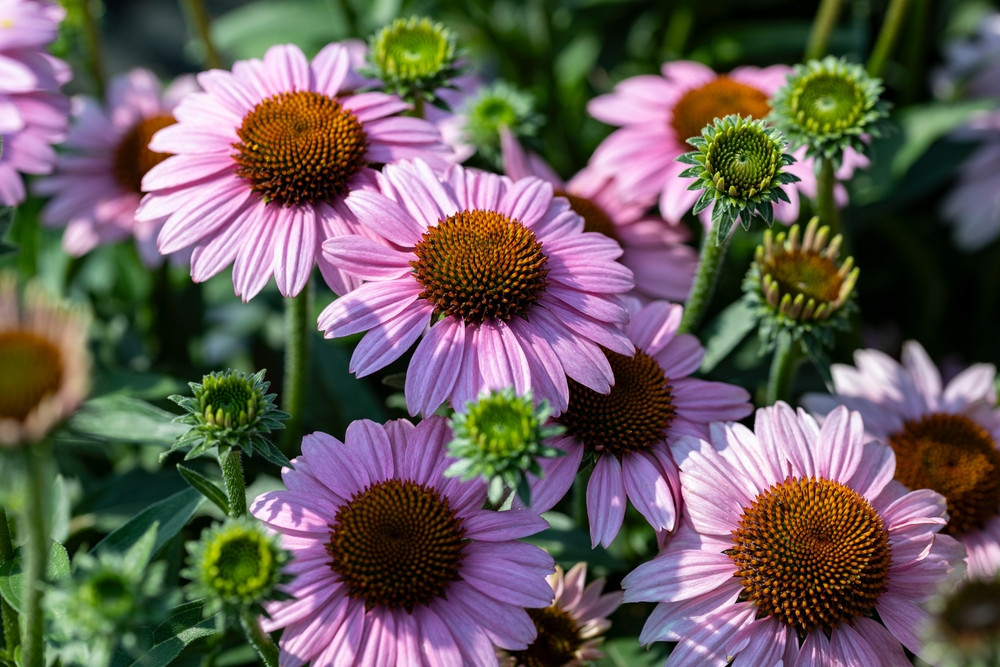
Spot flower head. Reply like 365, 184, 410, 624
624, 402, 966, 665
525, 299, 752, 547
456, 81, 541, 166
251, 416, 556, 666
165, 369, 289, 467
803, 341, 1000, 579
677, 114, 799, 242
586, 61, 868, 228
446, 388, 565, 505
368, 16, 462, 104
183, 517, 291, 617
923, 575, 1000, 667
501, 129, 697, 302
35, 68, 198, 267
769, 55, 889, 164
0, 274, 90, 447
135, 42, 450, 301
743, 215, 858, 354
318, 159, 633, 417
500, 562, 621, 667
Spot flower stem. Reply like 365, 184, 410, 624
281, 282, 311, 455
804, 0, 843, 60
182, 0, 223, 69
816, 158, 841, 238
77, 0, 106, 97
678, 217, 734, 336
21, 443, 51, 667
0, 508, 19, 657
867, 0, 911, 78
219, 446, 247, 518
240, 609, 279, 667
765, 334, 801, 405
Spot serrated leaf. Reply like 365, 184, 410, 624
176, 465, 229, 515
0, 540, 71, 613
65, 395, 189, 446
93, 488, 203, 557
700, 300, 759, 373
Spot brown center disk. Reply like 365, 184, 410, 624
764, 250, 844, 303
670, 76, 771, 145
506, 605, 583, 667
554, 189, 620, 242
113, 113, 177, 194
0, 331, 64, 422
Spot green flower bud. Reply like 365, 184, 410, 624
368, 16, 462, 105
460, 82, 542, 167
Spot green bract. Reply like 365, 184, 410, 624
677, 114, 799, 244
183, 518, 292, 619
742, 216, 859, 358
445, 388, 564, 506
460, 81, 542, 165
368, 16, 461, 104
769, 56, 889, 165
165, 369, 290, 467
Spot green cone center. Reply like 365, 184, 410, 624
328, 479, 466, 612
0, 330, 63, 422
209, 533, 272, 597
792, 73, 865, 134
727, 476, 891, 634
889, 413, 1000, 536
374, 18, 452, 80
705, 126, 780, 198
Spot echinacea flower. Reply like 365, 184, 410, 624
624, 402, 966, 665
251, 416, 556, 666
135, 42, 450, 301
0, 273, 90, 447
35, 68, 198, 266
502, 129, 697, 302
803, 340, 1000, 579
499, 562, 621, 667
527, 299, 752, 547
586, 60, 867, 227
921, 574, 1000, 666
318, 158, 634, 416
0, 0, 70, 205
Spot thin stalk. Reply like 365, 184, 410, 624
76, 0, 106, 97
816, 158, 841, 238
678, 217, 734, 336
240, 610, 279, 667
867, 0, 911, 78
281, 282, 311, 454
0, 509, 19, 657
219, 446, 247, 518
804, 0, 844, 60
182, 0, 223, 69
765, 334, 802, 405
412, 92, 426, 120
21, 443, 51, 667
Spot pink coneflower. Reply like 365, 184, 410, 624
624, 402, 967, 665
501, 129, 697, 302
803, 340, 1000, 579
524, 299, 752, 547
318, 158, 634, 417
0, 0, 70, 206
250, 416, 556, 666
499, 562, 621, 667
586, 60, 867, 227
35, 68, 198, 266
135, 42, 450, 301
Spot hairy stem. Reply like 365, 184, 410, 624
679, 216, 734, 336
241, 610, 279, 667
816, 158, 841, 238
281, 282, 311, 455
766, 334, 802, 405
219, 446, 248, 518
21, 443, 51, 667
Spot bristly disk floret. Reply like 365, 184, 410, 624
460, 81, 543, 165
677, 114, 799, 243
743, 216, 859, 357
165, 369, 290, 467
446, 388, 565, 506
769, 56, 889, 166
183, 517, 292, 621
368, 16, 463, 105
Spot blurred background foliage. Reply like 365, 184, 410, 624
3, 0, 998, 662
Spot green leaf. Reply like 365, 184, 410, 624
593, 638, 670, 666
700, 300, 758, 373
64, 395, 189, 446
211, 0, 338, 61
93, 488, 204, 557
0, 540, 71, 613
176, 465, 229, 515
110, 601, 218, 667
892, 99, 996, 179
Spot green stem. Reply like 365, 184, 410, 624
804, 0, 843, 60
182, 0, 223, 69
281, 282, 311, 455
816, 158, 841, 238
867, 0, 911, 78
21, 443, 51, 667
678, 216, 734, 336
76, 0, 106, 97
765, 334, 801, 405
219, 446, 247, 518
0, 509, 19, 658
412, 92, 426, 120
240, 610, 278, 667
